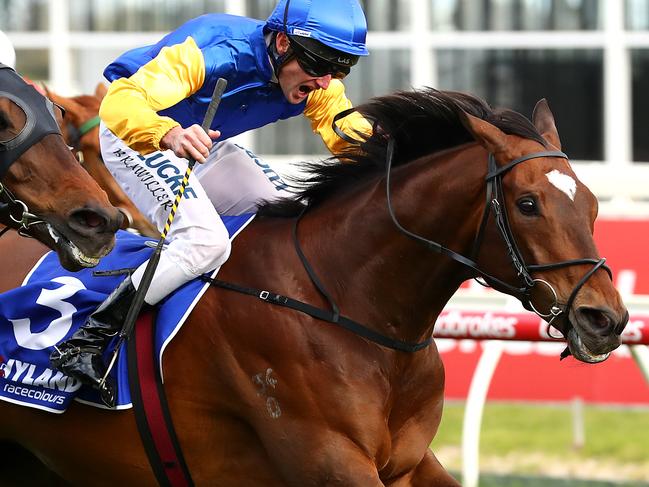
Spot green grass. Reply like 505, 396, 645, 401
475, 473, 649, 487
430, 402, 649, 483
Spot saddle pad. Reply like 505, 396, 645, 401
0, 214, 254, 413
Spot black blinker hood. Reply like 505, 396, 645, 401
0, 63, 62, 179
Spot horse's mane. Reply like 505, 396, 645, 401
258, 88, 547, 217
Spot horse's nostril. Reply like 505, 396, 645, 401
577, 307, 613, 334
71, 209, 107, 230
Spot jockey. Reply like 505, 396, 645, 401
0, 30, 16, 69
50, 0, 371, 406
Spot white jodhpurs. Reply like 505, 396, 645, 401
100, 123, 291, 305
193, 139, 294, 215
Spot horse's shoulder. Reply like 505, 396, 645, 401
230, 214, 295, 253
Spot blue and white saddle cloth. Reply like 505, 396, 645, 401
0, 214, 254, 413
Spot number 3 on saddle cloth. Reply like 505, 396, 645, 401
0, 214, 255, 413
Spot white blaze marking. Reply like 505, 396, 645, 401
546, 170, 577, 201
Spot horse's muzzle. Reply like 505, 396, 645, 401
567, 305, 628, 362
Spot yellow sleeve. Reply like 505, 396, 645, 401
304, 79, 372, 155
99, 37, 206, 154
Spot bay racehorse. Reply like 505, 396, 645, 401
0, 89, 628, 486
0, 64, 122, 271
44, 84, 159, 238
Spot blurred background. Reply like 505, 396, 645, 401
2, 1, 649, 485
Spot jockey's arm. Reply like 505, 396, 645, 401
304, 79, 372, 155
99, 37, 205, 155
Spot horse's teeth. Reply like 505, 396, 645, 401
70, 244, 99, 267
47, 224, 99, 267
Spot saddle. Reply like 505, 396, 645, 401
0, 215, 254, 412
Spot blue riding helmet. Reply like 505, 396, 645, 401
265, 0, 369, 78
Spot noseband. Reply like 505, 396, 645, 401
385, 139, 612, 325
204, 122, 611, 354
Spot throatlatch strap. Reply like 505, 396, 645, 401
128, 310, 194, 487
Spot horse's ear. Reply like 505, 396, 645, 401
43, 85, 63, 106
459, 110, 508, 154
94, 83, 108, 100
532, 98, 561, 150
44, 89, 84, 124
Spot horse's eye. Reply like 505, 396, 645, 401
516, 196, 538, 216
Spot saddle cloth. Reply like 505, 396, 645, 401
0, 214, 254, 413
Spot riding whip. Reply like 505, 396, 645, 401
101, 78, 228, 382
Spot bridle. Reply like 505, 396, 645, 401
384, 138, 612, 326
65, 114, 101, 165
203, 113, 613, 354
0, 63, 63, 238
0, 181, 44, 237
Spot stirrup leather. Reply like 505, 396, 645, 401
50, 344, 102, 366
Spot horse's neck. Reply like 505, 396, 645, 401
302, 143, 488, 341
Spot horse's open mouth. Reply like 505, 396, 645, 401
565, 328, 611, 364
45, 223, 101, 268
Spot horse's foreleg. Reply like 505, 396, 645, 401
385, 449, 461, 487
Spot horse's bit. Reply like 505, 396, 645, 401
0, 63, 62, 236
384, 138, 611, 327
205, 117, 612, 354
0, 182, 44, 237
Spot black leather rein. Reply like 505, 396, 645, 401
205, 134, 611, 352
385, 139, 612, 324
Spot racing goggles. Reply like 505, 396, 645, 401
289, 37, 358, 79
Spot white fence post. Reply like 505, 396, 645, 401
630, 345, 649, 386
48, 0, 73, 93
461, 340, 504, 487
603, 0, 632, 167
572, 396, 585, 450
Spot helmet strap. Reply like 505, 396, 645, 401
267, 32, 294, 79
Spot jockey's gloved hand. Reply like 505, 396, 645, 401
160, 124, 221, 163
